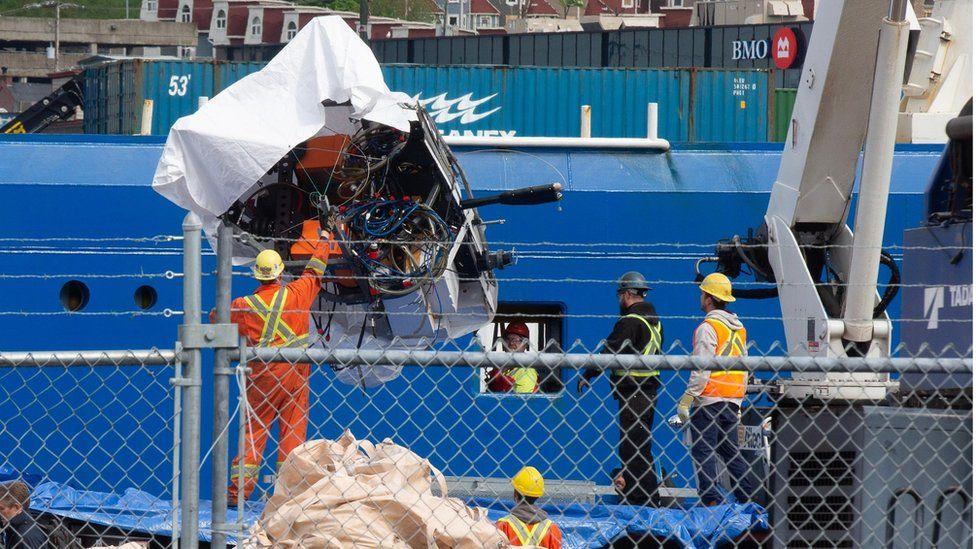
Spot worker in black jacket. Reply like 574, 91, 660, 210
578, 271, 664, 506
0, 482, 46, 549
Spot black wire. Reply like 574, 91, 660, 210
874, 250, 901, 318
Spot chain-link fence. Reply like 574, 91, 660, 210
219, 343, 972, 549
0, 219, 200, 549
0, 351, 180, 548
1, 218, 972, 549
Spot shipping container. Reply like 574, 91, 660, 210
691, 69, 769, 142
222, 22, 813, 85
83, 59, 215, 136
85, 62, 774, 142
215, 61, 266, 93
382, 65, 692, 140
772, 88, 797, 142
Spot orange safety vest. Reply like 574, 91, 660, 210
497, 515, 560, 548
700, 318, 748, 399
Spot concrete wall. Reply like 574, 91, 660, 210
0, 17, 196, 79
0, 17, 196, 47
0, 51, 90, 79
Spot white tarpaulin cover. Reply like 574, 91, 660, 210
151, 16, 415, 232
149, 17, 496, 378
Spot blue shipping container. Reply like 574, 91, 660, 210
692, 69, 769, 142
85, 61, 771, 142
83, 60, 215, 136
382, 65, 692, 140
216, 61, 266, 93
215, 64, 769, 142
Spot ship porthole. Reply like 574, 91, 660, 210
60, 280, 90, 312
134, 285, 158, 310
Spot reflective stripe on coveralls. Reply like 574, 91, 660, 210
243, 289, 310, 347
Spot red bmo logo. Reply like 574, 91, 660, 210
773, 27, 798, 69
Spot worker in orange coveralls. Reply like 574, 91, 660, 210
222, 229, 335, 500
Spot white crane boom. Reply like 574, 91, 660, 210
703, 0, 922, 400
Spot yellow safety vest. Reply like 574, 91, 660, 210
613, 314, 662, 377
498, 515, 555, 547
701, 318, 747, 398
504, 367, 539, 393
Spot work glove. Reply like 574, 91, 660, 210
576, 377, 591, 395
676, 393, 694, 423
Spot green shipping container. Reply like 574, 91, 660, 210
772, 88, 797, 142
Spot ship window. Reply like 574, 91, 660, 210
476, 303, 564, 395
60, 280, 90, 312
286, 21, 297, 40
134, 285, 158, 310
180, 4, 191, 22
215, 9, 226, 29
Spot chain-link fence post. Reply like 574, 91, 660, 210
179, 213, 203, 548
211, 219, 234, 548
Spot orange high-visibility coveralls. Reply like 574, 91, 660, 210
226, 237, 333, 500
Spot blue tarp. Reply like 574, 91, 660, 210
25, 481, 767, 548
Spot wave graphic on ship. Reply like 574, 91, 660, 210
411, 92, 501, 124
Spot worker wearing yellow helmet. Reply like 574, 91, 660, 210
496, 467, 563, 548
670, 272, 758, 506
221, 230, 336, 501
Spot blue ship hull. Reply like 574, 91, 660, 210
0, 135, 941, 500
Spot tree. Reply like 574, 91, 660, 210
369, 0, 435, 21
329, 0, 359, 11
560, 0, 583, 17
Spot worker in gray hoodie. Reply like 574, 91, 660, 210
671, 273, 757, 506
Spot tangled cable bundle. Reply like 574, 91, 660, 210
341, 197, 454, 295
226, 115, 471, 299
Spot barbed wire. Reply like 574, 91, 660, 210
2, 235, 969, 251
0, 272, 180, 279
0, 310, 180, 316
224, 234, 973, 251
214, 269, 955, 288
0, 236, 182, 243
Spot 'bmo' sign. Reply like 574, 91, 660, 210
731, 39, 768, 61
730, 27, 801, 69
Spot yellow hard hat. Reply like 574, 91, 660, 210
512, 466, 545, 498
700, 272, 735, 303
253, 249, 284, 281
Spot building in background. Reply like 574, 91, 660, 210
689, 0, 812, 26
466, 0, 503, 33
0, 16, 196, 81
503, 0, 583, 34
580, 0, 663, 31
145, 0, 440, 54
